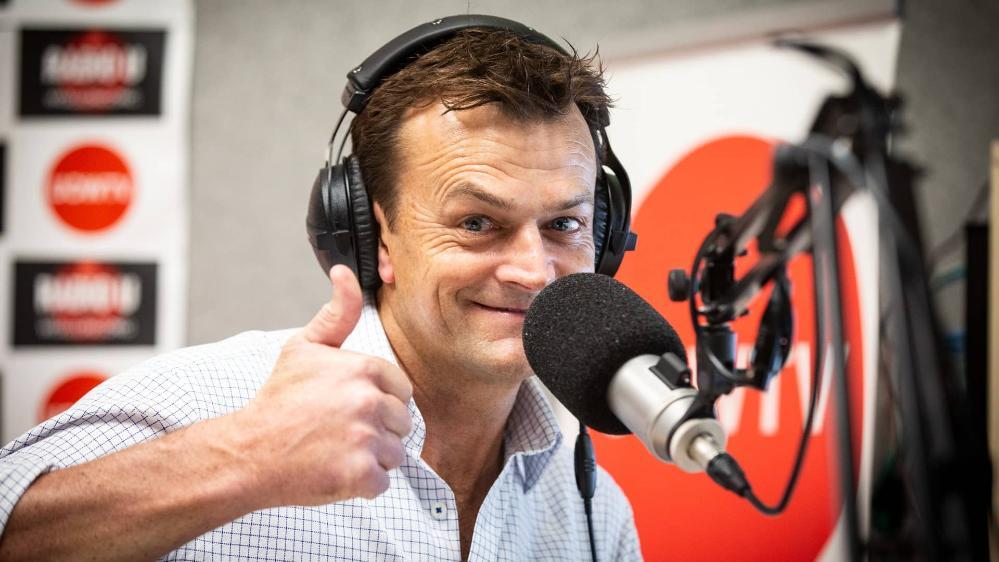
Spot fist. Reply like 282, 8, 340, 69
235, 265, 413, 508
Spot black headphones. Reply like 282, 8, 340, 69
306, 14, 637, 290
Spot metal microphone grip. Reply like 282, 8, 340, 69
607, 354, 728, 473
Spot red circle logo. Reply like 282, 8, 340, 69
596, 136, 866, 561
47, 144, 134, 233
39, 371, 107, 421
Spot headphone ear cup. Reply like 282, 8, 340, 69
594, 168, 633, 278
306, 166, 341, 277
344, 156, 382, 290
592, 173, 611, 271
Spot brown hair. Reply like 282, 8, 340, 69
350, 27, 611, 226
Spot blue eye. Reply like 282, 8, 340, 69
551, 217, 582, 232
462, 216, 492, 232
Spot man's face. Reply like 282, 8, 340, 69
376, 101, 597, 384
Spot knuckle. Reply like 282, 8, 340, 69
362, 469, 390, 499
388, 399, 412, 431
350, 355, 382, 381
281, 335, 308, 355
317, 302, 342, 325
399, 378, 414, 401
353, 389, 382, 419
349, 424, 378, 448
355, 457, 388, 499
386, 439, 405, 468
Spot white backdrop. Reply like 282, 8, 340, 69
0, 0, 192, 443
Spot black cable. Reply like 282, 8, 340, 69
584, 497, 597, 562
736, 263, 825, 514
689, 218, 822, 516
574, 423, 598, 562
745, 488, 785, 515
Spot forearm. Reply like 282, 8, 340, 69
0, 412, 261, 562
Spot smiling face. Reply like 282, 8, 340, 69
375, 101, 597, 385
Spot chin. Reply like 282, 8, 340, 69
471, 338, 532, 381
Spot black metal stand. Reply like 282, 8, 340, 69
669, 38, 990, 561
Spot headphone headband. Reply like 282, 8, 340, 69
341, 15, 569, 113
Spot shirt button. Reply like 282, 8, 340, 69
430, 501, 448, 521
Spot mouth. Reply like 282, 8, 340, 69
472, 302, 529, 316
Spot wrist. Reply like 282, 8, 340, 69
190, 410, 274, 515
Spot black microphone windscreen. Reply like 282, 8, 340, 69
523, 272, 686, 434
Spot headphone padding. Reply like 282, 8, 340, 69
592, 174, 611, 272
345, 156, 381, 289
594, 168, 629, 277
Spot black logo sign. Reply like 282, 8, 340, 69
12, 260, 157, 346
19, 28, 165, 117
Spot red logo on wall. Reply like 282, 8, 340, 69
50, 262, 139, 341
13, 260, 158, 346
41, 30, 143, 111
46, 144, 134, 233
37, 262, 140, 341
597, 136, 866, 561
19, 28, 165, 116
39, 371, 107, 421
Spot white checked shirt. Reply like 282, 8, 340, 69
0, 295, 641, 561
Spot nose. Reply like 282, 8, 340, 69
495, 224, 554, 292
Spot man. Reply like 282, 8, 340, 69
0, 22, 640, 561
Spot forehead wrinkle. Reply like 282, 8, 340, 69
434, 160, 593, 210
549, 192, 594, 212
431, 144, 595, 188
400, 140, 472, 204
396, 104, 598, 208
471, 133, 595, 172
441, 181, 515, 211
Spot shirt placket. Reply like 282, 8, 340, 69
409, 456, 462, 560
467, 457, 522, 562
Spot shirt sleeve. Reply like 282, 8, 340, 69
0, 357, 205, 537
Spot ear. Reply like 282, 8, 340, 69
372, 202, 395, 285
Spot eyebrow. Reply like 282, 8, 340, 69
443, 182, 594, 212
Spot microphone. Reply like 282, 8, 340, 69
522, 273, 737, 477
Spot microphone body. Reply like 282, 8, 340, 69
609, 354, 726, 473
522, 272, 729, 475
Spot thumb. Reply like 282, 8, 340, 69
299, 264, 363, 347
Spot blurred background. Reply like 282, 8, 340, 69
192, 0, 993, 345
0, 0, 996, 560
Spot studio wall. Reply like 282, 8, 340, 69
0, 0, 193, 443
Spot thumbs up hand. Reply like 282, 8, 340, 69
234, 265, 413, 509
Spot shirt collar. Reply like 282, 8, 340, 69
504, 377, 564, 491
345, 292, 563, 492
